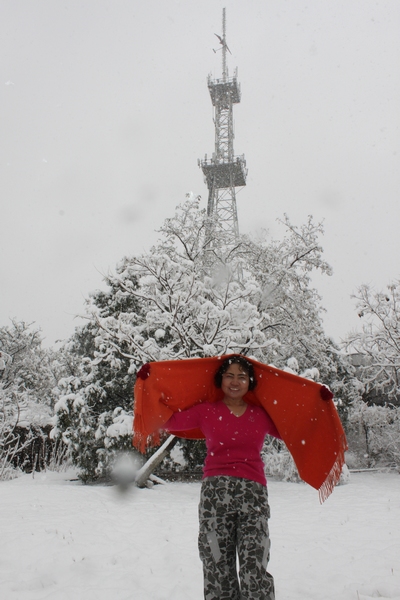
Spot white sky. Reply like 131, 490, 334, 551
1, 0, 399, 347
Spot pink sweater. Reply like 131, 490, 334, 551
164, 400, 281, 486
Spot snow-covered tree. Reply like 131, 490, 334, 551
50, 285, 140, 482
91, 202, 330, 364
0, 320, 64, 479
346, 281, 400, 405
341, 280, 400, 469
52, 197, 355, 481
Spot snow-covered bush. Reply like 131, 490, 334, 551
262, 438, 301, 483
0, 321, 68, 480
51, 368, 135, 483
346, 399, 400, 469
50, 295, 138, 482
159, 441, 188, 474
339, 464, 351, 485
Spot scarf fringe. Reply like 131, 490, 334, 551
132, 412, 161, 454
133, 430, 160, 454
318, 434, 347, 503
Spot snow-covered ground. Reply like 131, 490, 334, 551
1, 469, 399, 600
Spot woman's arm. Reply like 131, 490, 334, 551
263, 410, 282, 440
163, 404, 202, 432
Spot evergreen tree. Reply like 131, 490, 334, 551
51, 279, 142, 481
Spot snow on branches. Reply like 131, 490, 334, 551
0, 320, 60, 479
346, 281, 400, 404
83, 199, 347, 387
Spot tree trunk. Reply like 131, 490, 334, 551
135, 435, 178, 488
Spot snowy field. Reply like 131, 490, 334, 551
1, 470, 399, 600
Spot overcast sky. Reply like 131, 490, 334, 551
1, 0, 399, 348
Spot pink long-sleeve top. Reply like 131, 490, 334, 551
164, 400, 281, 486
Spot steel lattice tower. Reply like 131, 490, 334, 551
199, 8, 247, 259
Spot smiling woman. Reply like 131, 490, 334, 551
216, 356, 256, 416
220, 363, 249, 416
163, 355, 280, 600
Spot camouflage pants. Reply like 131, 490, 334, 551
198, 476, 275, 600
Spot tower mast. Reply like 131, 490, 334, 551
199, 8, 247, 263
222, 7, 227, 82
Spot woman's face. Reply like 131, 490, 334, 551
221, 362, 250, 402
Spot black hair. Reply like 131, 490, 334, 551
214, 355, 257, 391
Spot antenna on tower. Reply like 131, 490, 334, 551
214, 8, 231, 81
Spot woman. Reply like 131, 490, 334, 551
163, 354, 280, 600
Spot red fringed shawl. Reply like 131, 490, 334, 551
133, 355, 348, 502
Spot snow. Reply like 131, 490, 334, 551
105, 412, 133, 440
0, 470, 399, 600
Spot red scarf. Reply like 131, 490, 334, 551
133, 355, 347, 502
